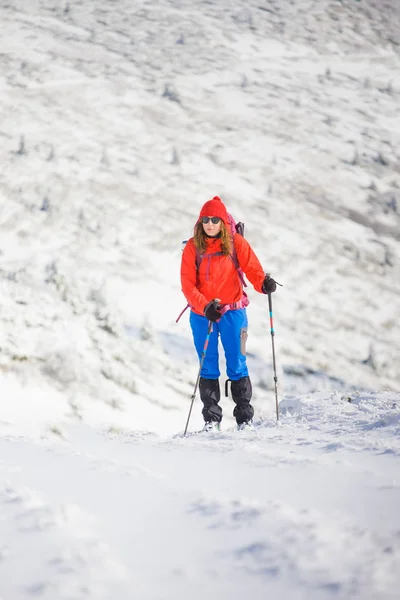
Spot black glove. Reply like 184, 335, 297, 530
204, 300, 222, 322
262, 274, 277, 294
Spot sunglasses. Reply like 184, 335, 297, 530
201, 216, 221, 224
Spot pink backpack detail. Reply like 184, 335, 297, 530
225, 214, 246, 289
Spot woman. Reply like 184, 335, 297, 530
180, 196, 277, 431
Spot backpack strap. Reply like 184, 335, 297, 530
176, 303, 190, 323
230, 235, 247, 288
195, 236, 247, 287
176, 229, 247, 323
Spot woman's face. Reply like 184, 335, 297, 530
202, 216, 222, 237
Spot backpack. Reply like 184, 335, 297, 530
176, 213, 247, 323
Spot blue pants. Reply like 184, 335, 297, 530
190, 309, 249, 380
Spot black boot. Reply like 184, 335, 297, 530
230, 376, 254, 425
199, 377, 222, 423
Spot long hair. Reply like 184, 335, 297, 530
193, 220, 232, 256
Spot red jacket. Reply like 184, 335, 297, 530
180, 234, 265, 315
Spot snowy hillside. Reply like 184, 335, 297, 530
1, 2, 400, 597
1, 0, 400, 426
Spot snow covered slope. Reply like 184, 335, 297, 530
1, 391, 400, 599
1, 4, 400, 595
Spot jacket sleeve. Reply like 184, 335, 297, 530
234, 234, 265, 293
180, 239, 208, 314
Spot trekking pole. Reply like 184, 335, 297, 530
183, 320, 213, 436
268, 292, 280, 421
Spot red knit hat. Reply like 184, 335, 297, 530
198, 196, 228, 224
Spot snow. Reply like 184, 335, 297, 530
1, 392, 400, 599
1, 0, 400, 598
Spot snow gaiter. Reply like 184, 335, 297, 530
230, 376, 254, 425
199, 377, 222, 423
